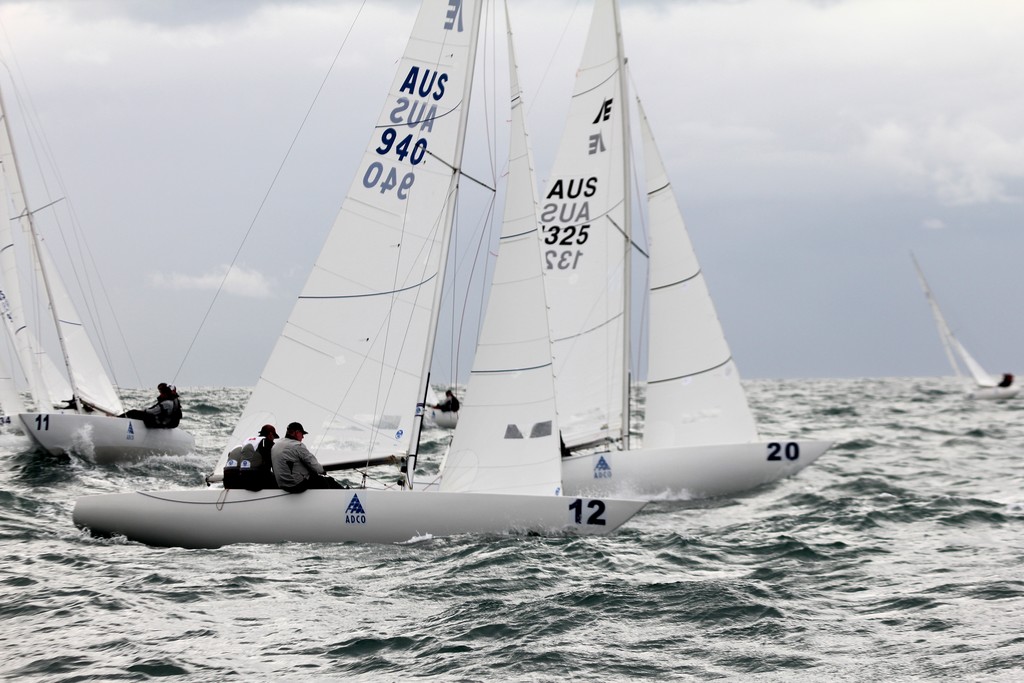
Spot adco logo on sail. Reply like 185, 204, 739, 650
345, 494, 367, 524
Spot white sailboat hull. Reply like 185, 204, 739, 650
19, 413, 194, 463
968, 386, 1019, 400
73, 488, 647, 548
424, 408, 459, 429
561, 439, 833, 499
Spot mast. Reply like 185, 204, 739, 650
911, 253, 964, 384
0, 86, 81, 413
406, 0, 485, 487
613, 0, 632, 449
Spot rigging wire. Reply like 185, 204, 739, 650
0, 29, 142, 397
171, 0, 369, 385
451, 0, 502, 392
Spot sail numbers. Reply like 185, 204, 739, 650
363, 126, 431, 199
363, 163, 415, 199
542, 223, 589, 270
568, 498, 607, 526
363, 64, 453, 201
541, 177, 598, 271
766, 442, 800, 461
376, 128, 428, 165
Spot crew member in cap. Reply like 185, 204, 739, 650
271, 421, 343, 492
225, 423, 280, 490
249, 424, 280, 489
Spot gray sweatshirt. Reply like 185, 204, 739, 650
271, 437, 325, 489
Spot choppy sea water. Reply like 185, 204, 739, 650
1, 378, 1022, 681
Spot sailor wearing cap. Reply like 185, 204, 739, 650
270, 422, 343, 492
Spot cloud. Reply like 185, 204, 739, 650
150, 264, 273, 298
7, 0, 330, 28
860, 119, 1024, 206
922, 218, 946, 230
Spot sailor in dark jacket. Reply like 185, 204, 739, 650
121, 382, 182, 428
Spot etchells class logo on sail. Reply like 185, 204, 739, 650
345, 494, 367, 525
594, 455, 612, 479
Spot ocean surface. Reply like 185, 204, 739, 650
1, 377, 1022, 681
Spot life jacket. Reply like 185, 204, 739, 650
224, 437, 275, 490
222, 444, 244, 489
164, 398, 183, 428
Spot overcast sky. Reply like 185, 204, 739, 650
0, 0, 1021, 389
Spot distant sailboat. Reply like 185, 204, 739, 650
546, 0, 831, 499
423, 386, 459, 429
74, 0, 645, 547
0, 84, 194, 460
911, 253, 1017, 400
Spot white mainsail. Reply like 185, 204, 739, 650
439, 5, 562, 496
539, 0, 628, 450
639, 99, 759, 448
0, 86, 120, 415
220, 0, 483, 468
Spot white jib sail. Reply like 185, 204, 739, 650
539, 0, 627, 449
221, 0, 483, 467
638, 99, 759, 448
439, 5, 563, 496
0, 344, 24, 415
31, 234, 124, 415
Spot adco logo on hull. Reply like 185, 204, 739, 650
594, 456, 612, 479
345, 494, 367, 524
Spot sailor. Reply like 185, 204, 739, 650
998, 373, 1014, 388
224, 424, 280, 490
271, 422, 343, 492
120, 383, 182, 428
431, 389, 460, 413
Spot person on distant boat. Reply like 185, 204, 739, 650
120, 382, 182, 429
61, 396, 96, 413
998, 373, 1014, 388
224, 424, 279, 490
271, 421, 343, 492
431, 389, 460, 413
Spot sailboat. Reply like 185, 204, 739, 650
912, 253, 1017, 400
0, 85, 194, 461
546, 0, 831, 499
73, 0, 645, 548
423, 387, 459, 429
